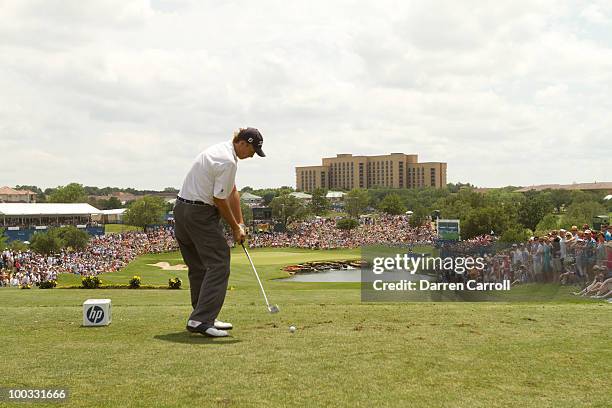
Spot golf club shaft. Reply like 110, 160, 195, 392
241, 243, 272, 308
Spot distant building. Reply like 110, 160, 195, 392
325, 191, 346, 202
240, 192, 263, 207
91, 208, 127, 224
515, 182, 612, 193
290, 192, 312, 202
0, 186, 36, 203
0, 203, 103, 242
0, 203, 101, 227
296, 153, 447, 192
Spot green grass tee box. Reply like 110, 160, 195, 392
1, 247, 610, 408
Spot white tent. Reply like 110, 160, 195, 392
290, 192, 312, 200
326, 191, 346, 199
0, 203, 101, 216
241, 192, 262, 200
92, 208, 127, 224
0, 203, 101, 227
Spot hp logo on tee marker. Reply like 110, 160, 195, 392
82, 299, 112, 326
86, 306, 105, 324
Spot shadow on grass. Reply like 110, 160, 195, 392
154, 332, 242, 345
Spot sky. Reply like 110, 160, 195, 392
1, 0, 611, 191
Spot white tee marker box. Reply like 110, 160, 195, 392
83, 299, 112, 326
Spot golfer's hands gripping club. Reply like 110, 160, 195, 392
232, 223, 246, 244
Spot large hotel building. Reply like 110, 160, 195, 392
296, 153, 447, 192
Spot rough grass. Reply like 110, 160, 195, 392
1, 247, 610, 408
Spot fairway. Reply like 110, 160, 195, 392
1, 248, 610, 408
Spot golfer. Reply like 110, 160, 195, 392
175, 128, 265, 337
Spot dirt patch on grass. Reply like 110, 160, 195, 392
148, 262, 188, 271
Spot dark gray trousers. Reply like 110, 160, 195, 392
173, 200, 230, 326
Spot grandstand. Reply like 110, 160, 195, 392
91, 208, 127, 224
0, 203, 103, 241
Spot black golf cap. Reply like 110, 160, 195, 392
237, 127, 265, 157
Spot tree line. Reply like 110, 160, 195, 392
8, 183, 611, 242
14, 183, 178, 210
242, 185, 611, 239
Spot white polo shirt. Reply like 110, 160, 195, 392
178, 140, 238, 205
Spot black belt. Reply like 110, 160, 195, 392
176, 196, 212, 206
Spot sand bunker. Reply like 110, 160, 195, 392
148, 262, 188, 271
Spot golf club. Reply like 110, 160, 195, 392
241, 242, 280, 314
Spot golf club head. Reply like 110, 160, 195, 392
268, 304, 280, 314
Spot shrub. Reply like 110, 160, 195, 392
129, 275, 142, 289
336, 218, 359, 230
535, 214, 560, 234
39, 280, 57, 289
20, 284, 31, 289
378, 193, 406, 215
30, 230, 64, 255
499, 227, 530, 243
81, 276, 102, 289
56, 226, 90, 251
168, 277, 182, 289
8, 240, 29, 252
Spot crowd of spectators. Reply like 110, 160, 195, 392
248, 215, 437, 249
2, 213, 610, 299
0, 229, 177, 287
439, 225, 612, 299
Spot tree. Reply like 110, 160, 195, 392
605, 197, 612, 213
517, 192, 554, 231
240, 201, 253, 224
462, 207, 510, 239
8, 240, 28, 252
262, 192, 276, 206
48, 183, 88, 203
310, 188, 330, 216
560, 201, 607, 230
278, 186, 295, 195
30, 231, 64, 255
499, 226, 530, 243
446, 182, 475, 193
270, 194, 309, 226
336, 218, 359, 230
124, 196, 167, 227
83, 186, 100, 196
56, 226, 90, 251
535, 214, 560, 235
548, 189, 573, 212
163, 187, 179, 193
345, 188, 369, 217
409, 205, 429, 227
104, 196, 122, 209
378, 193, 406, 215
435, 197, 472, 222
569, 190, 602, 204
0, 228, 7, 249
240, 186, 254, 193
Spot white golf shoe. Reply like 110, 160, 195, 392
186, 320, 229, 337
202, 327, 229, 337
214, 319, 233, 330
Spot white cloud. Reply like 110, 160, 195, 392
580, 3, 611, 24
0, 0, 610, 190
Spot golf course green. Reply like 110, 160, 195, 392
1, 247, 610, 407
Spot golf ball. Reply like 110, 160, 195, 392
289, 325, 296, 333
